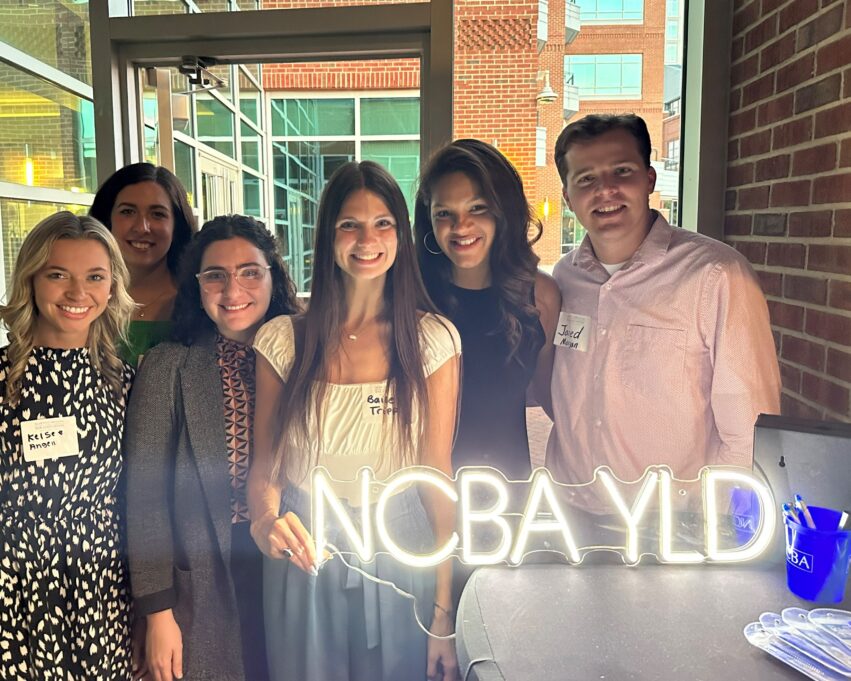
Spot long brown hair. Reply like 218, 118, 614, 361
273, 161, 439, 482
414, 139, 542, 364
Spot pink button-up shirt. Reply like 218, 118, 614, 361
546, 213, 781, 513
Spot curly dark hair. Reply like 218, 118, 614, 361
89, 162, 197, 276
414, 139, 542, 362
171, 214, 301, 345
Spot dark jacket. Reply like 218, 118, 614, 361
125, 333, 246, 681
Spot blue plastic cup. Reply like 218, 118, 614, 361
784, 506, 851, 603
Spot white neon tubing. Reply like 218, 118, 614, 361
375, 468, 459, 568
598, 468, 659, 564
658, 469, 704, 563
704, 468, 776, 562
509, 468, 581, 564
312, 467, 374, 562
459, 469, 513, 565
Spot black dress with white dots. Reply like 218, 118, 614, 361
0, 347, 133, 680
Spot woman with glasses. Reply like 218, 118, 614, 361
89, 163, 197, 365
124, 215, 300, 681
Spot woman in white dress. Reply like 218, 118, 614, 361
248, 161, 461, 681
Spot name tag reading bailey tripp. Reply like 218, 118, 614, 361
554, 312, 590, 351
21, 416, 80, 462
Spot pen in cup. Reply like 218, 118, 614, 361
782, 502, 800, 524
794, 494, 816, 529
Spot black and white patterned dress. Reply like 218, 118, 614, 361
0, 347, 134, 680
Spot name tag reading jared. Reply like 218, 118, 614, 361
554, 312, 591, 352
21, 416, 80, 462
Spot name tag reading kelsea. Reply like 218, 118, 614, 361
362, 387, 398, 418
554, 312, 590, 351
21, 415, 80, 462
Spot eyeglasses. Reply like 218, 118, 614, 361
195, 265, 271, 293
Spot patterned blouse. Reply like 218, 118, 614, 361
216, 335, 256, 524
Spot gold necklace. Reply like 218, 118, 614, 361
135, 288, 172, 319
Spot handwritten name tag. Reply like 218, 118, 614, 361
21, 416, 80, 462
362, 387, 399, 418
554, 312, 590, 352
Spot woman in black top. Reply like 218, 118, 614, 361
414, 139, 561, 481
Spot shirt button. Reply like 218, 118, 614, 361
600, 327, 607, 336
605, 283, 613, 290
595, 419, 602, 427
594, 374, 599, 380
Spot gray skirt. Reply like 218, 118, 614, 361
264, 483, 436, 681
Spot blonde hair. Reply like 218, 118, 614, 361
0, 211, 135, 405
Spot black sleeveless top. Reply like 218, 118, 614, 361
447, 284, 545, 480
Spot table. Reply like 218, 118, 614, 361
456, 562, 851, 680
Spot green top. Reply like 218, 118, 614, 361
120, 320, 173, 367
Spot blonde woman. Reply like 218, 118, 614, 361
0, 212, 136, 679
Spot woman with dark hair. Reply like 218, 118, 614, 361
0, 212, 136, 679
90, 162, 197, 364
414, 139, 561, 481
248, 161, 461, 681
124, 215, 300, 681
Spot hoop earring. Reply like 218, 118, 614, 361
423, 231, 442, 256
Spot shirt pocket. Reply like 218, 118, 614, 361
620, 324, 686, 397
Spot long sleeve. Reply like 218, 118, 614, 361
702, 259, 781, 467
124, 343, 182, 616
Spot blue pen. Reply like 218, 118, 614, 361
794, 494, 816, 529
782, 502, 800, 524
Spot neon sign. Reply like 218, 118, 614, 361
311, 465, 777, 567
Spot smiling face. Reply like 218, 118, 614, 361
198, 237, 273, 344
562, 128, 657, 264
32, 238, 112, 348
109, 181, 175, 274
333, 188, 399, 286
430, 171, 496, 289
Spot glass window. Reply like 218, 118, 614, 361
243, 176, 263, 218
241, 122, 262, 172
0, 63, 97, 192
271, 99, 355, 137
1, 199, 88, 291
196, 96, 235, 158
238, 68, 261, 125
0, 1, 91, 85
361, 98, 420, 135
174, 140, 196, 206
130, 1, 191, 16
576, 0, 644, 23
361, 141, 419, 212
561, 202, 585, 254
565, 54, 642, 98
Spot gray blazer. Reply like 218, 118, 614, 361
125, 333, 246, 681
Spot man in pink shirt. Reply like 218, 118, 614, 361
547, 114, 781, 514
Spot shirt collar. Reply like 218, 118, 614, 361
571, 210, 672, 274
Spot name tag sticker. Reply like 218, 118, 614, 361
362, 386, 398, 419
21, 415, 80, 462
554, 312, 591, 352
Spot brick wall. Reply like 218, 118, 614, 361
725, 0, 851, 421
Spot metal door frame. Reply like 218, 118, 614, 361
89, 2, 453, 185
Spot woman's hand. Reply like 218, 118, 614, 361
145, 609, 183, 681
250, 509, 318, 574
427, 606, 459, 681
